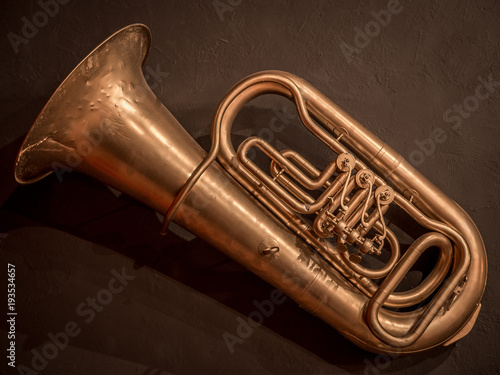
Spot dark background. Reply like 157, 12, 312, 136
1, 1, 499, 374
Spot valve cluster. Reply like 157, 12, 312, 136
313, 152, 394, 263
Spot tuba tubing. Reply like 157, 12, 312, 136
205, 70, 487, 350
13, 24, 487, 354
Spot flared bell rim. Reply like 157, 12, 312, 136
14, 23, 152, 184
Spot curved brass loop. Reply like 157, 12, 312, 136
365, 196, 470, 347
161, 72, 316, 233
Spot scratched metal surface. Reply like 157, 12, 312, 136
0, 1, 499, 374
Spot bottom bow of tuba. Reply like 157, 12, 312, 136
14, 24, 487, 354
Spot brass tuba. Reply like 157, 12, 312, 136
14, 24, 487, 354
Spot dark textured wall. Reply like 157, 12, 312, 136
0, 1, 499, 374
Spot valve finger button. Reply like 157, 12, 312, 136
349, 253, 363, 264
336, 243, 349, 253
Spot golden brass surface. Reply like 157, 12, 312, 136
14, 24, 487, 354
